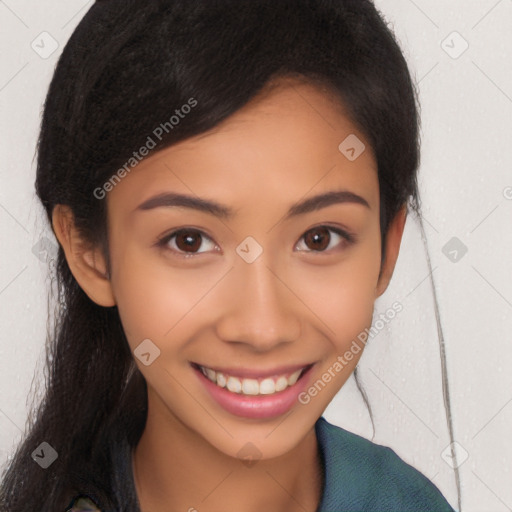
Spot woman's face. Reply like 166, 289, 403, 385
99, 79, 400, 459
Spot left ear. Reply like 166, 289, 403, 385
375, 205, 407, 298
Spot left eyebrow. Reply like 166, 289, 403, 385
284, 190, 370, 220
134, 189, 370, 219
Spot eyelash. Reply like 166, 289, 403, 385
155, 225, 356, 258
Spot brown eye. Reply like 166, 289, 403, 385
159, 229, 217, 256
304, 226, 331, 251
296, 225, 354, 253
175, 230, 202, 252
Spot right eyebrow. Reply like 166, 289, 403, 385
134, 192, 235, 219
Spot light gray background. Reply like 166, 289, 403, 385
1, 1, 511, 511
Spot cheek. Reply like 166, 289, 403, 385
294, 244, 381, 348
110, 246, 221, 349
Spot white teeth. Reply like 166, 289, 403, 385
205, 367, 216, 381
198, 365, 307, 396
226, 376, 242, 393
288, 369, 302, 386
275, 376, 288, 392
259, 378, 276, 395
216, 372, 227, 388
241, 379, 259, 395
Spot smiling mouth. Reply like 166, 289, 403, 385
191, 363, 312, 396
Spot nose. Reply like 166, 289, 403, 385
215, 255, 302, 351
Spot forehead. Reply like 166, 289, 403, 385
107, 78, 379, 218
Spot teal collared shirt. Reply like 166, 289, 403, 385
315, 416, 456, 511
67, 416, 456, 511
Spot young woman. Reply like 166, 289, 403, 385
0, 0, 456, 510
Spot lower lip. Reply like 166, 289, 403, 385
193, 365, 314, 420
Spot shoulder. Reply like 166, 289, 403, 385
65, 494, 102, 511
315, 417, 456, 511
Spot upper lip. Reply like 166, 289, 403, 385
191, 362, 314, 379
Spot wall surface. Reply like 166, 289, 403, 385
1, 1, 511, 511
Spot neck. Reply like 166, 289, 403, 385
132, 396, 324, 512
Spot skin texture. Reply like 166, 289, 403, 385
52, 77, 407, 512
